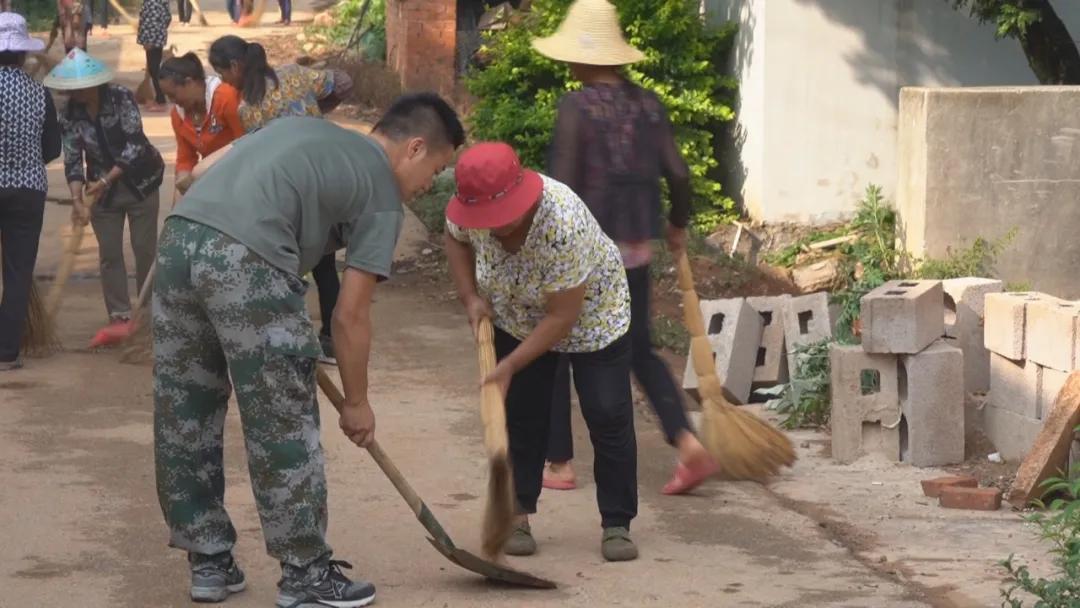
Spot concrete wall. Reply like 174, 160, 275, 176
706, 0, 1080, 224
898, 87, 1080, 298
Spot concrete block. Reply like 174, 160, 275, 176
746, 295, 791, 386
829, 344, 901, 464
984, 292, 1054, 360
981, 404, 1044, 462
682, 298, 763, 404
942, 278, 1002, 393
782, 292, 833, 376
989, 353, 1040, 419
899, 339, 965, 467
1025, 298, 1080, 372
861, 280, 944, 354
942, 278, 1003, 333
1040, 366, 1070, 421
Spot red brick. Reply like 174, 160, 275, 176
920, 475, 978, 498
939, 486, 1002, 511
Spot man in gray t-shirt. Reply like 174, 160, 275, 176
153, 95, 464, 606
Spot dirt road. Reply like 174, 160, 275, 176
0, 6, 1050, 607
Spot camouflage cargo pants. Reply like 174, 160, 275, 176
153, 217, 330, 579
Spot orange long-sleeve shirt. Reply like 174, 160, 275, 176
171, 80, 244, 174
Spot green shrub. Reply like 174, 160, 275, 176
465, 0, 738, 231
307, 0, 386, 61
1001, 466, 1080, 607
407, 170, 455, 234
769, 339, 832, 429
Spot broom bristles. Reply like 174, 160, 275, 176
679, 252, 796, 481
21, 279, 61, 357
481, 456, 515, 559
119, 315, 153, 364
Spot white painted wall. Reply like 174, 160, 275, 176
707, 0, 1080, 224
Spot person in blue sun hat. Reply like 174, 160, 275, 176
45, 48, 165, 343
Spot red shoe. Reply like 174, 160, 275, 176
542, 466, 577, 491
662, 458, 719, 495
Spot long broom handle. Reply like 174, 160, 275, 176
477, 318, 509, 460
188, 0, 210, 25
677, 252, 732, 405
44, 194, 98, 322
315, 368, 424, 517
107, 0, 137, 25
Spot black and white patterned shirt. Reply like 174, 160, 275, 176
0, 66, 61, 193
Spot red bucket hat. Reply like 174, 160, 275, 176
445, 142, 544, 230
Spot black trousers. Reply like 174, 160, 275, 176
0, 188, 46, 363
496, 327, 637, 529
548, 265, 691, 462
311, 253, 339, 339
145, 47, 165, 104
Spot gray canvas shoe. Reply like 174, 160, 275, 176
190, 558, 246, 603
601, 527, 638, 562
504, 521, 537, 556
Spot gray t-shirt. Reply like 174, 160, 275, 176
173, 117, 402, 278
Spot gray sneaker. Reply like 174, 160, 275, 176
504, 521, 537, 556
601, 527, 638, 562
276, 560, 375, 608
190, 559, 246, 603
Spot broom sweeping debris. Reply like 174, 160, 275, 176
678, 252, 797, 480
476, 317, 515, 559
118, 262, 156, 364
21, 279, 61, 357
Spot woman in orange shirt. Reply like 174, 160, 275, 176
159, 52, 244, 195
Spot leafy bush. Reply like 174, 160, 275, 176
407, 170, 456, 234
770, 339, 832, 429
307, 0, 386, 61
465, 0, 738, 231
1001, 467, 1080, 607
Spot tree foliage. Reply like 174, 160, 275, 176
950, 0, 1080, 84
465, 0, 739, 230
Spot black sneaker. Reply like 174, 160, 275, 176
190, 558, 246, 603
318, 334, 337, 366
276, 560, 375, 608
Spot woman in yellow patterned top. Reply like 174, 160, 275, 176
207, 35, 353, 133
445, 142, 639, 563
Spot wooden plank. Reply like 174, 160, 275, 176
808, 234, 858, 250
1007, 370, 1080, 508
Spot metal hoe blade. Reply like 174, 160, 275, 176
316, 368, 557, 589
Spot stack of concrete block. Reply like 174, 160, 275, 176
683, 292, 832, 404
983, 292, 1077, 461
942, 278, 1003, 394
831, 280, 965, 467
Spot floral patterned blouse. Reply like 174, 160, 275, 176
61, 84, 164, 203
447, 175, 630, 353
237, 64, 334, 133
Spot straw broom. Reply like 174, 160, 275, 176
21, 279, 61, 357
476, 317, 515, 559
678, 252, 796, 480
237, 0, 267, 27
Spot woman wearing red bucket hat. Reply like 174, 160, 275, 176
445, 141, 639, 562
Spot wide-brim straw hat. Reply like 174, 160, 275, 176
0, 12, 46, 53
531, 0, 645, 66
44, 48, 113, 90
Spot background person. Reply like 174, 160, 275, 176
46, 49, 164, 335
0, 13, 61, 370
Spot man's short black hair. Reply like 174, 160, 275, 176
372, 92, 466, 150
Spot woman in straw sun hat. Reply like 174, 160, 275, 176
0, 12, 62, 371
445, 141, 641, 562
534, 0, 720, 496
45, 48, 165, 342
